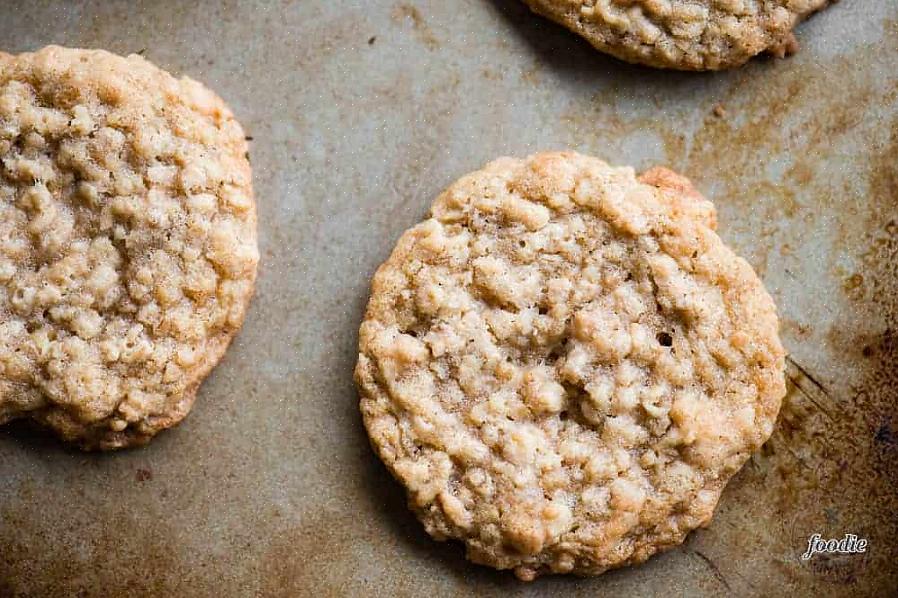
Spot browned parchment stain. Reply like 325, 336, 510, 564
849, 117, 898, 500
260, 512, 355, 597
732, 105, 898, 595
686, 74, 870, 278
1, 491, 188, 596
259, 508, 424, 598
392, 3, 440, 50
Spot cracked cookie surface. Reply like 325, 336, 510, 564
356, 152, 784, 578
521, 0, 831, 70
0, 46, 258, 449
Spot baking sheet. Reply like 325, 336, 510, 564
1, 1, 896, 596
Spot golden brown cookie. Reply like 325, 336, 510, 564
356, 152, 785, 579
521, 0, 832, 70
0, 46, 258, 449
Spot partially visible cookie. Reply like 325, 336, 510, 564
0, 46, 258, 449
356, 152, 785, 579
521, 0, 832, 70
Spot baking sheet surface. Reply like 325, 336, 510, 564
1, 1, 896, 596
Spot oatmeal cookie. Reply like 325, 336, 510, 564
0, 46, 258, 449
521, 0, 832, 70
355, 152, 785, 579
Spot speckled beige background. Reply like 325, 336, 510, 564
1, 1, 896, 597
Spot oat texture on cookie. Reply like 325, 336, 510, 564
356, 152, 785, 579
0, 46, 258, 449
521, 0, 831, 70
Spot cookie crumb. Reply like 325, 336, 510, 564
135, 468, 153, 483
768, 33, 801, 59
712, 104, 727, 118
